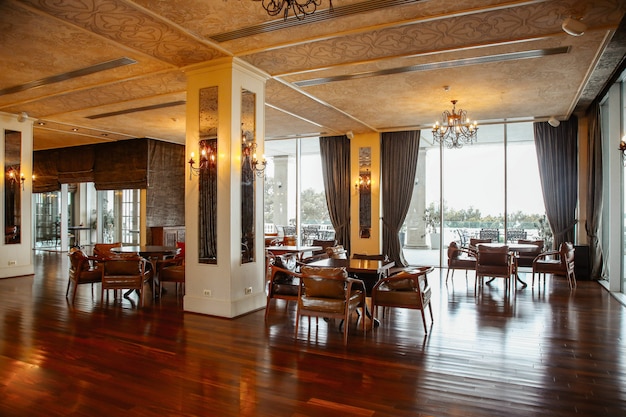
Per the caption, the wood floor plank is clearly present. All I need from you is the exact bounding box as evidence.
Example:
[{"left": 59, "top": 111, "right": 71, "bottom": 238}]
[{"left": 0, "top": 251, "right": 625, "bottom": 416}]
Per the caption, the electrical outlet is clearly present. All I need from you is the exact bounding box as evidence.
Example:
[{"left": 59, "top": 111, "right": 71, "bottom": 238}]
[
  {"left": 245, "top": 287, "right": 253, "bottom": 295},
  {"left": 8, "top": 260, "right": 17, "bottom": 266},
  {"left": 203, "top": 289, "right": 212, "bottom": 297}
]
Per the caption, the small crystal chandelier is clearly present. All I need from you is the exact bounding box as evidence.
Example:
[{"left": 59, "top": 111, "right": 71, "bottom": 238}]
[
  {"left": 255, "top": 0, "right": 333, "bottom": 21},
  {"left": 432, "top": 100, "right": 478, "bottom": 149}
]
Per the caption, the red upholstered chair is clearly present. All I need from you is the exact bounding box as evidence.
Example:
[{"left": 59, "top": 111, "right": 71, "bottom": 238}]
[
  {"left": 66, "top": 248, "right": 102, "bottom": 303},
  {"left": 446, "top": 241, "right": 477, "bottom": 285},
  {"left": 532, "top": 242, "right": 576, "bottom": 289}
]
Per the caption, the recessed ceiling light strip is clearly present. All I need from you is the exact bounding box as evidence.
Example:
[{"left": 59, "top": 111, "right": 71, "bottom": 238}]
[
  {"left": 86, "top": 100, "right": 186, "bottom": 119},
  {"left": 0, "top": 57, "right": 137, "bottom": 96}
]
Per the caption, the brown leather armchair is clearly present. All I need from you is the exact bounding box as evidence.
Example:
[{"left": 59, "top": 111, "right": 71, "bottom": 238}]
[
  {"left": 372, "top": 266, "right": 435, "bottom": 334},
  {"left": 446, "top": 241, "right": 477, "bottom": 284},
  {"left": 468, "top": 238, "right": 492, "bottom": 257},
  {"left": 532, "top": 242, "right": 576, "bottom": 288},
  {"left": 101, "top": 255, "right": 150, "bottom": 307},
  {"left": 295, "top": 265, "right": 367, "bottom": 345},
  {"left": 92, "top": 242, "right": 121, "bottom": 259},
  {"left": 516, "top": 239, "right": 544, "bottom": 268},
  {"left": 265, "top": 253, "right": 300, "bottom": 320},
  {"left": 67, "top": 249, "right": 102, "bottom": 303},
  {"left": 475, "top": 244, "right": 514, "bottom": 293}
]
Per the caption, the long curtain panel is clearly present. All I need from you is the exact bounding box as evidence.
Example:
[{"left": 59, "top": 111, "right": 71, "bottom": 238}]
[
  {"left": 586, "top": 103, "right": 605, "bottom": 279},
  {"left": 319, "top": 135, "right": 351, "bottom": 253},
  {"left": 533, "top": 116, "right": 578, "bottom": 248},
  {"left": 199, "top": 139, "right": 217, "bottom": 263},
  {"left": 381, "top": 130, "right": 421, "bottom": 267}
]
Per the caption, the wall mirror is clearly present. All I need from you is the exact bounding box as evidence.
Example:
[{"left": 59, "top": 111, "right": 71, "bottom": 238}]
[
  {"left": 241, "top": 89, "right": 256, "bottom": 264},
  {"left": 198, "top": 86, "right": 218, "bottom": 264},
  {"left": 358, "top": 146, "right": 371, "bottom": 238},
  {"left": 4, "top": 129, "right": 22, "bottom": 245}
]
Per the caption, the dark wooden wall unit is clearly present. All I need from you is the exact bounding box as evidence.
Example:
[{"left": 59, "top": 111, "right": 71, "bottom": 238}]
[{"left": 33, "top": 138, "right": 185, "bottom": 242}]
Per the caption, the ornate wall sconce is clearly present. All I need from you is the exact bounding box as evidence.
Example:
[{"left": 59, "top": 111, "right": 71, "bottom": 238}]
[
  {"left": 188, "top": 139, "right": 216, "bottom": 179},
  {"left": 6, "top": 166, "right": 25, "bottom": 190},
  {"left": 355, "top": 169, "right": 371, "bottom": 191},
  {"left": 620, "top": 137, "right": 626, "bottom": 166},
  {"left": 242, "top": 130, "right": 266, "bottom": 178}
]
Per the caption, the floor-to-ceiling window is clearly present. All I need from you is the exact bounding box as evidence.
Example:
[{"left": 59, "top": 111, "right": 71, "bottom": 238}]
[
  {"left": 33, "top": 185, "right": 141, "bottom": 250},
  {"left": 264, "top": 137, "right": 331, "bottom": 244},
  {"left": 403, "top": 121, "right": 546, "bottom": 267},
  {"left": 600, "top": 70, "right": 625, "bottom": 297}
]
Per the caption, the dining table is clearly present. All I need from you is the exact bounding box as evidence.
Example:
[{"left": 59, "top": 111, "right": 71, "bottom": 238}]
[{"left": 265, "top": 245, "right": 322, "bottom": 260}]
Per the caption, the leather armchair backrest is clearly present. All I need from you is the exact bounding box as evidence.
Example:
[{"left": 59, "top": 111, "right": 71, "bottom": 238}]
[
  {"left": 447, "top": 241, "right": 460, "bottom": 259},
  {"left": 478, "top": 245, "right": 510, "bottom": 266},
  {"left": 560, "top": 242, "right": 575, "bottom": 265},
  {"left": 93, "top": 242, "right": 121, "bottom": 258},
  {"left": 69, "top": 249, "right": 89, "bottom": 271},
  {"left": 104, "top": 257, "right": 142, "bottom": 275},
  {"left": 300, "top": 266, "right": 347, "bottom": 298}
]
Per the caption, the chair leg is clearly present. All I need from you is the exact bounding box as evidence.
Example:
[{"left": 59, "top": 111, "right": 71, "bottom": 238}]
[
  {"left": 66, "top": 279, "right": 71, "bottom": 297},
  {"left": 264, "top": 297, "right": 272, "bottom": 321},
  {"left": 294, "top": 309, "right": 300, "bottom": 341},
  {"left": 72, "top": 281, "right": 79, "bottom": 303},
  {"left": 420, "top": 309, "right": 428, "bottom": 335},
  {"left": 343, "top": 311, "right": 350, "bottom": 345}
]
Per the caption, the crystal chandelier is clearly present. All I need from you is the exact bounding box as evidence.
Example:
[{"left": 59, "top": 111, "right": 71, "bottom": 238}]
[
  {"left": 432, "top": 100, "right": 478, "bottom": 149},
  {"left": 255, "top": 0, "right": 333, "bottom": 21}
]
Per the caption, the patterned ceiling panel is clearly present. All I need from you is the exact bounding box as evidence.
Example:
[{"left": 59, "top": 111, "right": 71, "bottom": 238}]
[
  {"left": 213, "top": 0, "right": 528, "bottom": 53},
  {"left": 265, "top": 79, "right": 374, "bottom": 135},
  {"left": 19, "top": 0, "right": 226, "bottom": 66},
  {"left": 1, "top": 0, "right": 624, "bottom": 148},
  {"left": 1, "top": 71, "right": 187, "bottom": 118},
  {"left": 42, "top": 92, "right": 188, "bottom": 143},
  {"left": 242, "top": 0, "right": 623, "bottom": 76}
]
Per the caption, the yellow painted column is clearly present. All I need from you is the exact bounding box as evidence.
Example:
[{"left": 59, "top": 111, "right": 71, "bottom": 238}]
[{"left": 183, "top": 58, "right": 269, "bottom": 318}]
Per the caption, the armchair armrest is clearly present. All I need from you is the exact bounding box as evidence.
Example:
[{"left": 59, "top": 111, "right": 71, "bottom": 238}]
[
  {"left": 455, "top": 248, "right": 477, "bottom": 258},
  {"left": 533, "top": 250, "right": 560, "bottom": 263},
  {"left": 375, "top": 266, "right": 434, "bottom": 291}
]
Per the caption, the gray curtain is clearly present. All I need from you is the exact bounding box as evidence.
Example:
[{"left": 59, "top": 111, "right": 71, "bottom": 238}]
[
  {"left": 381, "top": 130, "right": 421, "bottom": 267},
  {"left": 320, "top": 135, "right": 351, "bottom": 254},
  {"left": 199, "top": 139, "right": 217, "bottom": 263},
  {"left": 533, "top": 116, "right": 578, "bottom": 249},
  {"left": 586, "top": 103, "right": 605, "bottom": 280}
]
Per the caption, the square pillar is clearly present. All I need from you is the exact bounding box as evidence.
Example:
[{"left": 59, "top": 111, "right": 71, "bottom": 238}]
[{"left": 183, "top": 58, "right": 268, "bottom": 317}]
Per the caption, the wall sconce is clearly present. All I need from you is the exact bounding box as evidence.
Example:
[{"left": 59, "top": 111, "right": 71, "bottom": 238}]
[
  {"left": 188, "top": 139, "right": 216, "bottom": 179},
  {"left": 242, "top": 130, "right": 266, "bottom": 178},
  {"left": 619, "top": 137, "right": 626, "bottom": 166},
  {"left": 6, "top": 166, "right": 25, "bottom": 190},
  {"left": 355, "top": 170, "right": 371, "bottom": 191}
]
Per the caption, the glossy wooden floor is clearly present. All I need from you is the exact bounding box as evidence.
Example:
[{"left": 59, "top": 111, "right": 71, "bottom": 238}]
[{"left": 1, "top": 251, "right": 625, "bottom": 417}]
